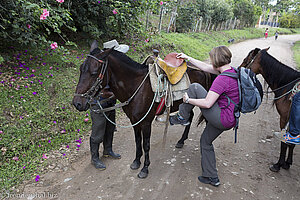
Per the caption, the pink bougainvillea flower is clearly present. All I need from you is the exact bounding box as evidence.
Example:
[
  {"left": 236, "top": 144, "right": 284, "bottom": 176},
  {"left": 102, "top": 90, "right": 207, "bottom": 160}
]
[
  {"left": 53, "top": 121, "right": 57, "bottom": 124},
  {"left": 23, "top": 166, "right": 26, "bottom": 169},
  {"left": 48, "top": 140, "right": 51, "bottom": 143},
  {"left": 112, "top": 9, "right": 118, "bottom": 14},
  {"left": 43, "top": 9, "right": 49, "bottom": 17},
  {"left": 40, "top": 14, "right": 46, "bottom": 20},
  {"left": 84, "top": 118, "right": 89, "bottom": 122},
  {"left": 12, "top": 156, "right": 19, "bottom": 161},
  {"left": 32, "top": 92, "right": 37, "bottom": 95},
  {"left": 60, "top": 129, "right": 66, "bottom": 134},
  {"left": 160, "top": 1, "right": 164, "bottom": 5},
  {"left": 50, "top": 42, "right": 58, "bottom": 49},
  {"left": 27, "top": 24, "right": 31, "bottom": 29},
  {"left": 56, "top": 0, "right": 64, "bottom": 3},
  {"left": 145, "top": 38, "right": 150, "bottom": 43},
  {"left": 35, "top": 175, "right": 40, "bottom": 182},
  {"left": 0, "top": 131, "right": 3, "bottom": 134},
  {"left": 42, "top": 154, "right": 48, "bottom": 159}
]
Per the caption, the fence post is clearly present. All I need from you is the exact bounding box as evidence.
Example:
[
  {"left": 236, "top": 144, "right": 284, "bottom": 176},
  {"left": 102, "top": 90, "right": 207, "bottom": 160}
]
[
  {"left": 145, "top": 9, "right": 150, "bottom": 31},
  {"left": 158, "top": 6, "right": 164, "bottom": 33},
  {"left": 199, "top": 17, "right": 202, "bottom": 32},
  {"left": 232, "top": 17, "right": 237, "bottom": 29}
]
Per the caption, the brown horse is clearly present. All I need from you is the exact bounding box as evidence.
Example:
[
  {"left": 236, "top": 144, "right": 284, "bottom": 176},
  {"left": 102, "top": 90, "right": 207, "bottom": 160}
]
[
  {"left": 240, "top": 47, "right": 300, "bottom": 172},
  {"left": 72, "top": 41, "right": 214, "bottom": 178}
]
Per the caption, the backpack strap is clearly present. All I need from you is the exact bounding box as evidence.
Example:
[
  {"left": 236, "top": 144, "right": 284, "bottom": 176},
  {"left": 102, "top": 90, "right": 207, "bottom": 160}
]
[{"left": 219, "top": 68, "right": 241, "bottom": 143}]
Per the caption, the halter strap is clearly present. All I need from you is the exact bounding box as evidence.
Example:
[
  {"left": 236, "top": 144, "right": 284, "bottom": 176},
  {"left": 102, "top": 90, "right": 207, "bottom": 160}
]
[{"left": 74, "top": 52, "right": 108, "bottom": 100}]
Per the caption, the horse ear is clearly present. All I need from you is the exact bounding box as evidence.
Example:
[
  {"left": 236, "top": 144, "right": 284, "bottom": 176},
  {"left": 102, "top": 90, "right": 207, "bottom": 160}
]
[
  {"left": 253, "top": 48, "right": 261, "bottom": 55},
  {"left": 90, "top": 40, "right": 98, "bottom": 52},
  {"left": 101, "top": 47, "right": 114, "bottom": 58},
  {"left": 263, "top": 47, "right": 270, "bottom": 52}
]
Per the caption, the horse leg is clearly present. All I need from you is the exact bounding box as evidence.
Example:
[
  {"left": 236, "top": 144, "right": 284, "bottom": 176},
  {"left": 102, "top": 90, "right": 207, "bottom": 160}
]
[
  {"left": 138, "top": 124, "right": 152, "bottom": 179},
  {"left": 175, "top": 110, "right": 194, "bottom": 148},
  {"left": 284, "top": 143, "right": 295, "bottom": 169},
  {"left": 270, "top": 142, "right": 288, "bottom": 172},
  {"left": 130, "top": 126, "right": 142, "bottom": 170}
]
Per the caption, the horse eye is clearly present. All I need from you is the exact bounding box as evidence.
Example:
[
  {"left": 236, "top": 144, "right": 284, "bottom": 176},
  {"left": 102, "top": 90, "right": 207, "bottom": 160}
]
[{"left": 91, "top": 72, "right": 98, "bottom": 77}]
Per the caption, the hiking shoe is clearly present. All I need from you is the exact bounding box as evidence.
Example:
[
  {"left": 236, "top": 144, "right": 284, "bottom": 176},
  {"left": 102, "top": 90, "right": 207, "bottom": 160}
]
[
  {"left": 198, "top": 176, "right": 220, "bottom": 187},
  {"left": 284, "top": 132, "right": 300, "bottom": 145},
  {"left": 169, "top": 114, "right": 190, "bottom": 126}
]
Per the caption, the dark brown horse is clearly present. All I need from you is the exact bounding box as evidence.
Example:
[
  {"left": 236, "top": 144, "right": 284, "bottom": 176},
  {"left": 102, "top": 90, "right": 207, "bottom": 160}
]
[
  {"left": 72, "top": 41, "right": 214, "bottom": 178},
  {"left": 240, "top": 47, "right": 300, "bottom": 172}
]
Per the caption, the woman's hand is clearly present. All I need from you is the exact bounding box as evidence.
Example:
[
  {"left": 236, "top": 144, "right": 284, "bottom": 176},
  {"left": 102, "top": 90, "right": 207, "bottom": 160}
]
[
  {"left": 183, "top": 92, "right": 190, "bottom": 103},
  {"left": 176, "top": 53, "right": 190, "bottom": 61}
]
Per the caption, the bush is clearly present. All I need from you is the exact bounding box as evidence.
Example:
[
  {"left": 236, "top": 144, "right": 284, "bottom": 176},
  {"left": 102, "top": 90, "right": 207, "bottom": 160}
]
[{"left": 0, "top": 0, "right": 75, "bottom": 46}]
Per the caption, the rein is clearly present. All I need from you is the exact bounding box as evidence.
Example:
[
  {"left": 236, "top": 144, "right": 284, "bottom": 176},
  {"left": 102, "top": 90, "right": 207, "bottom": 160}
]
[
  {"left": 91, "top": 64, "right": 154, "bottom": 114},
  {"left": 264, "top": 77, "right": 300, "bottom": 94},
  {"left": 271, "top": 80, "right": 300, "bottom": 101},
  {"left": 96, "top": 66, "right": 163, "bottom": 128}
]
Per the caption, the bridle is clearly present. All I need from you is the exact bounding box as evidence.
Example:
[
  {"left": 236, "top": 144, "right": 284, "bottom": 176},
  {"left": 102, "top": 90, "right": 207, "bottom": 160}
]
[
  {"left": 242, "top": 50, "right": 260, "bottom": 69},
  {"left": 74, "top": 52, "right": 108, "bottom": 102}
]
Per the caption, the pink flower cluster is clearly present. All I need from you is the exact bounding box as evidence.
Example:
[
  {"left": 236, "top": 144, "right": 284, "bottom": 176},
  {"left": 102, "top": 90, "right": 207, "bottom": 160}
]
[
  {"left": 112, "top": 9, "right": 118, "bottom": 14},
  {"left": 56, "top": 0, "right": 64, "bottom": 3},
  {"left": 40, "top": 9, "right": 49, "bottom": 20},
  {"left": 160, "top": 1, "right": 164, "bottom": 5},
  {"left": 50, "top": 42, "right": 58, "bottom": 49}
]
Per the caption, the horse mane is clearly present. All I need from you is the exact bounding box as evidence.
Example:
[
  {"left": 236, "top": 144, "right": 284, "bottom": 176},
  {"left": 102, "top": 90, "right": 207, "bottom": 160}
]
[
  {"left": 109, "top": 50, "right": 148, "bottom": 70},
  {"left": 260, "top": 49, "right": 300, "bottom": 97}
]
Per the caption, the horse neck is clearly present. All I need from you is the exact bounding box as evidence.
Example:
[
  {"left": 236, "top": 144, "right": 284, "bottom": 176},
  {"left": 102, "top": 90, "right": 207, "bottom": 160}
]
[
  {"left": 108, "top": 57, "right": 148, "bottom": 102},
  {"left": 260, "top": 54, "right": 300, "bottom": 91}
]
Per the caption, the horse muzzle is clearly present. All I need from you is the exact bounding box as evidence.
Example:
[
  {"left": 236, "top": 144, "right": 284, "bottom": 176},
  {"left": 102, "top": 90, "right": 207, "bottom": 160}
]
[{"left": 72, "top": 96, "right": 90, "bottom": 111}]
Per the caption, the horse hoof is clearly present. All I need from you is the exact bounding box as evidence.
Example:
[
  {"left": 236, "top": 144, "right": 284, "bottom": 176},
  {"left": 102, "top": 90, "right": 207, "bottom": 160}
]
[
  {"left": 138, "top": 169, "right": 148, "bottom": 179},
  {"left": 282, "top": 163, "right": 290, "bottom": 170},
  {"left": 130, "top": 160, "right": 141, "bottom": 170},
  {"left": 269, "top": 164, "right": 280, "bottom": 172},
  {"left": 175, "top": 143, "right": 184, "bottom": 148}
]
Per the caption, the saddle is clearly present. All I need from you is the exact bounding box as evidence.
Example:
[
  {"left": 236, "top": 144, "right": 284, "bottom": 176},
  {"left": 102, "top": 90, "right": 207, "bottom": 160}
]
[{"left": 156, "top": 52, "right": 187, "bottom": 84}]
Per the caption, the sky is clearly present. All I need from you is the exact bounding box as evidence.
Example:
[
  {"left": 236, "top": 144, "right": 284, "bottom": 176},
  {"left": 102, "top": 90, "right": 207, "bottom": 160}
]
[{"left": 269, "top": 0, "right": 277, "bottom": 6}]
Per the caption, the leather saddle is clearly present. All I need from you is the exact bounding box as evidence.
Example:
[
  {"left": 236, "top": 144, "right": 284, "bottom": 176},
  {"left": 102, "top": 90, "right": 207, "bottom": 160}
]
[{"left": 156, "top": 52, "right": 187, "bottom": 84}]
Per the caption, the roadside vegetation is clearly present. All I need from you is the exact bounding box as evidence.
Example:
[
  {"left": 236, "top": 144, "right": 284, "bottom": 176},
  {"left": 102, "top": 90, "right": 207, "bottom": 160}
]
[{"left": 292, "top": 41, "right": 300, "bottom": 70}]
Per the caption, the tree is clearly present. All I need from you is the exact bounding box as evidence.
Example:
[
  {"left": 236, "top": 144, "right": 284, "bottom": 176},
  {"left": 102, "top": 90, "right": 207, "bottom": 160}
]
[
  {"left": 279, "top": 11, "right": 300, "bottom": 28},
  {"left": 232, "top": 0, "right": 257, "bottom": 27}
]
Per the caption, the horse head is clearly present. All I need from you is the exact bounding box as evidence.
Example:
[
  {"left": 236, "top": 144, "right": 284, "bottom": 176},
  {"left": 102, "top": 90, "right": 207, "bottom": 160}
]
[
  {"left": 239, "top": 47, "right": 271, "bottom": 75},
  {"left": 239, "top": 47, "right": 261, "bottom": 69},
  {"left": 73, "top": 41, "right": 114, "bottom": 111}
]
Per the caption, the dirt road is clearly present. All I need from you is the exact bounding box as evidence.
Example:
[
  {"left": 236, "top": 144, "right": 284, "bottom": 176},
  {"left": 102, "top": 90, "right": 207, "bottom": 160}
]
[{"left": 16, "top": 34, "right": 300, "bottom": 200}]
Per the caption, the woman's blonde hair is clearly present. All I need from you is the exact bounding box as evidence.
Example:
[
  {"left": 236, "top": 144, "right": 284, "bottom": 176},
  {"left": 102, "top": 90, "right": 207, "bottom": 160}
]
[{"left": 209, "top": 46, "right": 232, "bottom": 68}]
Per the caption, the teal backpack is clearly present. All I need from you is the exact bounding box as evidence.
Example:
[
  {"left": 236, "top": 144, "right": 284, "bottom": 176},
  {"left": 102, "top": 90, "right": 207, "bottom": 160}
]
[{"left": 220, "top": 67, "right": 263, "bottom": 143}]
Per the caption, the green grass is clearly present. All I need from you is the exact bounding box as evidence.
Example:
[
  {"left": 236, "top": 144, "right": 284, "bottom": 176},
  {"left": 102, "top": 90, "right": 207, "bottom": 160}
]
[
  {"left": 0, "top": 27, "right": 299, "bottom": 193},
  {"left": 128, "top": 27, "right": 300, "bottom": 62},
  {"left": 292, "top": 41, "right": 300, "bottom": 70},
  {"left": 0, "top": 47, "right": 91, "bottom": 192}
]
